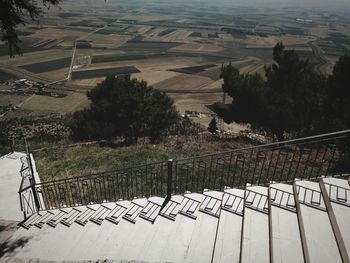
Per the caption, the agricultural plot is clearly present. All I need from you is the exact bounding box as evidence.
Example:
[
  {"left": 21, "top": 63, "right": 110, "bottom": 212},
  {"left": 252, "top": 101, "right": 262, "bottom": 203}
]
[
  {"left": 152, "top": 74, "right": 214, "bottom": 91},
  {"left": 0, "top": 70, "right": 16, "bottom": 81},
  {"left": 280, "top": 27, "right": 305, "bottom": 35},
  {"left": 0, "top": 49, "right": 72, "bottom": 67},
  {"left": 119, "top": 41, "right": 182, "bottom": 51},
  {"left": 19, "top": 92, "right": 89, "bottom": 115},
  {"left": 221, "top": 27, "right": 254, "bottom": 38},
  {"left": 169, "top": 92, "right": 224, "bottom": 114},
  {"left": 71, "top": 66, "right": 140, "bottom": 80},
  {"left": 158, "top": 29, "right": 176, "bottom": 37},
  {"left": 169, "top": 64, "right": 217, "bottom": 74},
  {"left": 317, "top": 38, "right": 350, "bottom": 56},
  {"left": 189, "top": 32, "right": 202, "bottom": 38},
  {"left": 161, "top": 29, "right": 193, "bottom": 42},
  {"left": 0, "top": 46, "right": 41, "bottom": 57},
  {"left": 76, "top": 40, "right": 92, "bottom": 49},
  {"left": 19, "top": 57, "right": 72, "bottom": 74},
  {"left": 169, "top": 43, "right": 224, "bottom": 53},
  {"left": 95, "top": 26, "right": 132, "bottom": 35},
  {"left": 92, "top": 54, "right": 147, "bottom": 64},
  {"left": 70, "top": 20, "right": 105, "bottom": 28},
  {"left": 197, "top": 67, "right": 222, "bottom": 80},
  {"left": 57, "top": 12, "right": 82, "bottom": 19},
  {"left": 131, "top": 71, "right": 181, "bottom": 86}
]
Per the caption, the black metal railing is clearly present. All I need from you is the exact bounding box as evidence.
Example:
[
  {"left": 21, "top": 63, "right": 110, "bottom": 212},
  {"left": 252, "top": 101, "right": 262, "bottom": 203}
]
[
  {"left": 18, "top": 154, "right": 40, "bottom": 220},
  {"left": 171, "top": 130, "right": 350, "bottom": 194},
  {"left": 23, "top": 130, "right": 350, "bottom": 212},
  {"left": 323, "top": 182, "right": 350, "bottom": 207},
  {"left": 270, "top": 187, "right": 296, "bottom": 212},
  {"left": 35, "top": 161, "right": 169, "bottom": 209},
  {"left": 296, "top": 185, "right": 326, "bottom": 211}
]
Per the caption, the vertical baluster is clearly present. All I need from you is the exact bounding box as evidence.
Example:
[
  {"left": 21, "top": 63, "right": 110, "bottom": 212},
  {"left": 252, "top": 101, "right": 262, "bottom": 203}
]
[
  {"left": 245, "top": 149, "right": 254, "bottom": 186},
  {"left": 316, "top": 146, "right": 328, "bottom": 178},
  {"left": 293, "top": 147, "right": 304, "bottom": 181},
  {"left": 301, "top": 148, "right": 312, "bottom": 180},
  {"left": 257, "top": 151, "right": 266, "bottom": 185},
  {"left": 325, "top": 145, "right": 337, "bottom": 177},
  {"left": 265, "top": 149, "right": 274, "bottom": 185},
  {"left": 286, "top": 145, "right": 297, "bottom": 182},
  {"left": 227, "top": 152, "right": 234, "bottom": 188},
  {"left": 309, "top": 146, "right": 321, "bottom": 180},
  {"left": 237, "top": 154, "right": 245, "bottom": 188}
]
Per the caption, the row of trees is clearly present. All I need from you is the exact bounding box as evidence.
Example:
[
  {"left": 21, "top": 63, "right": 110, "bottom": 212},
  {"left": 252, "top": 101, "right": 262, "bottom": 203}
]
[{"left": 214, "top": 42, "right": 350, "bottom": 140}]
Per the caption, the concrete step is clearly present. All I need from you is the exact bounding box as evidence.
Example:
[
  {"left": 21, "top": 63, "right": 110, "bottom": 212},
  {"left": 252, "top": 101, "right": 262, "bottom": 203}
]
[
  {"left": 184, "top": 190, "right": 223, "bottom": 263},
  {"left": 108, "top": 196, "right": 164, "bottom": 261},
  {"left": 159, "top": 192, "right": 205, "bottom": 262},
  {"left": 138, "top": 195, "right": 185, "bottom": 262},
  {"left": 321, "top": 177, "right": 350, "bottom": 263},
  {"left": 240, "top": 186, "right": 270, "bottom": 263},
  {"left": 295, "top": 180, "right": 342, "bottom": 263},
  {"left": 5, "top": 178, "right": 350, "bottom": 263},
  {"left": 269, "top": 183, "right": 304, "bottom": 263},
  {"left": 212, "top": 188, "right": 245, "bottom": 263},
  {"left": 122, "top": 198, "right": 149, "bottom": 224}
]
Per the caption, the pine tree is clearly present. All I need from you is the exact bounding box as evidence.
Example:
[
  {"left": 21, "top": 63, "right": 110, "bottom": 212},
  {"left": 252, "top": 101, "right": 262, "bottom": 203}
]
[{"left": 208, "top": 118, "right": 218, "bottom": 134}]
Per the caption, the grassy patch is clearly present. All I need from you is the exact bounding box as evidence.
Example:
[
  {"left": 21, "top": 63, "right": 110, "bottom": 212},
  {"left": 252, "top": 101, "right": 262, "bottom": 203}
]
[{"left": 34, "top": 144, "right": 188, "bottom": 181}]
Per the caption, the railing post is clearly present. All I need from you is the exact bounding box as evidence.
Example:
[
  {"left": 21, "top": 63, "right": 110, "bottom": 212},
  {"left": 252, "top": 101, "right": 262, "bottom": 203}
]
[
  {"left": 25, "top": 140, "right": 41, "bottom": 212},
  {"left": 161, "top": 159, "right": 173, "bottom": 210}
]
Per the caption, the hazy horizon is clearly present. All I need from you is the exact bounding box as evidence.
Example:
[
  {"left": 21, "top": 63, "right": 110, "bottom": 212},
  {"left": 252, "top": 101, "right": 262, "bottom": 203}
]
[{"left": 107, "top": 0, "right": 350, "bottom": 12}]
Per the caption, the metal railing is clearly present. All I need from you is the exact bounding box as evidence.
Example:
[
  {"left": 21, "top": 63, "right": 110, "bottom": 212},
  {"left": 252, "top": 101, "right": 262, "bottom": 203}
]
[
  {"left": 24, "top": 130, "right": 350, "bottom": 211},
  {"left": 323, "top": 182, "right": 350, "bottom": 207},
  {"left": 18, "top": 154, "right": 40, "bottom": 220},
  {"left": 171, "top": 130, "right": 349, "bottom": 194},
  {"left": 35, "top": 161, "right": 169, "bottom": 209}
]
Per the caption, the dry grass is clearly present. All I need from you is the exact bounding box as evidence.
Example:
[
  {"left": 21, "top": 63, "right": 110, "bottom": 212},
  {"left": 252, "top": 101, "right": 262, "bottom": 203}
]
[
  {"left": 20, "top": 92, "right": 89, "bottom": 115},
  {"left": 33, "top": 135, "right": 252, "bottom": 181}
]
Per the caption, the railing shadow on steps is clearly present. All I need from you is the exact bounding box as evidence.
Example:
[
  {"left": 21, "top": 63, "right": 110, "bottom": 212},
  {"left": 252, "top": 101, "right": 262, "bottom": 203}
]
[{"left": 21, "top": 130, "right": 350, "bottom": 215}]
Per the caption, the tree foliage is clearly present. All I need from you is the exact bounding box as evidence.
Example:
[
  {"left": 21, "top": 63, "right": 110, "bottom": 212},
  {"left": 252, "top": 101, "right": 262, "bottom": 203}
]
[
  {"left": 324, "top": 54, "right": 350, "bottom": 131},
  {"left": 208, "top": 118, "right": 218, "bottom": 134},
  {"left": 70, "top": 75, "right": 179, "bottom": 144},
  {"left": 216, "top": 42, "right": 328, "bottom": 140},
  {"left": 0, "top": 0, "right": 60, "bottom": 56}
]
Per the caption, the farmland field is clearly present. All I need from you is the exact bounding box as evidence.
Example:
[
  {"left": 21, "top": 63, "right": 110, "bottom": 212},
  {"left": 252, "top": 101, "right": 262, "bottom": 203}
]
[
  {"left": 71, "top": 66, "right": 141, "bottom": 80},
  {"left": 19, "top": 57, "right": 72, "bottom": 73},
  {"left": 0, "top": 0, "right": 349, "bottom": 130},
  {"left": 169, "top": 64, "right": 217, "bottom": 74},
  {"left": 92, "top": 54, "right": 148, "bottom": 64},
  {"left": 0, "top": 70, "right": 16, "bottom": 81},
  {"left": 119, "top": 41, "right": 182, "bottom": 51}
]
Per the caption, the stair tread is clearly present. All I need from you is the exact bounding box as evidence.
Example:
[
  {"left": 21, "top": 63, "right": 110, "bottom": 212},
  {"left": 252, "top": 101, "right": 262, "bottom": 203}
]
[
  {"left": 159, "top": 193, "right": 213, "bottom": 263},
  {"left": 322, "top": 177, "right": 350, "bottom": 259},
  {"left": 296, "top": 180, "right": 342, "bottom": 263},
  {"left": 213, "top": 188, "right": 244, "bottom": 263},
  {"left": 241, "top": 186, "right": 270, "bottom": 263},
  {"left": 269, "top": 183, "right": 304, "bottom": 263}
]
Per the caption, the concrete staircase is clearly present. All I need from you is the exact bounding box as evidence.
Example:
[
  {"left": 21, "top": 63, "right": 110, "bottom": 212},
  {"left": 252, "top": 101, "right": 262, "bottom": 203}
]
[{"left": 2, "top": 176, "right": 350, "bottom": 263}]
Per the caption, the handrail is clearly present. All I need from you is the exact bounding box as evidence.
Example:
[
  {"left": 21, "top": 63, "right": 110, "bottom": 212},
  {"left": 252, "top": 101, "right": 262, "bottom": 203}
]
[
  {"left": 174, "top": 129, "right": 350, "bottom": 163},
  {"left": 36, "top": 160, "right": 169, "bottom": 185},
  {"left": 21, "top": 130, "right": 350, "bottom": 212}
]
